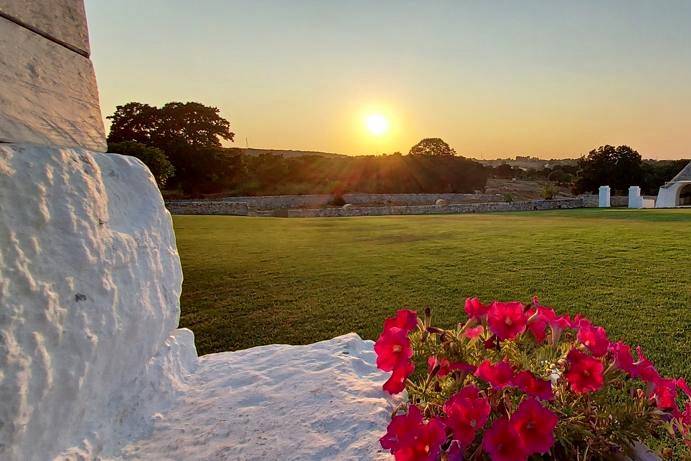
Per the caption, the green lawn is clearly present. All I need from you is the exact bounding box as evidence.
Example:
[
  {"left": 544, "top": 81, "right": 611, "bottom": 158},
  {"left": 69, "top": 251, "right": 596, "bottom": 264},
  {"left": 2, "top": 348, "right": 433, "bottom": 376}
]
[{"left": 174, "top": 209, "right": 691, "bottom": 378}]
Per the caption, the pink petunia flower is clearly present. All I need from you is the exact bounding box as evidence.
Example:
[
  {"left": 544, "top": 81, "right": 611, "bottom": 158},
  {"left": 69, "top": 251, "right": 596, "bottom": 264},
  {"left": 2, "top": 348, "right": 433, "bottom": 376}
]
[
  {"left": 511, "top": 398, "right": 559, "bottom": 455},
  {"left": 380, "top": 405, "right": 424, "bottom": 453},
  {"left": 526, "top": 308, "right": 548, "bottom": 343},
  {"left": 632, "top": 346, "right": 661, "bottom": 383},
  {"left": 513, "top": 370, "right": 554, "bottom": 401},
  {"left": 374, "top": 327, "right": 413, "bottom": 372},
  {"left": 577, "top": 324, "right": 610, "bottom": 357},
  {"left": 565, "top": 349, "right": 604, "bottom": 394},
  {"left": 383, "top": 361, "right": 415, "bottom": 394},
  {"left": 609, "top": 341, "right": 636, "bottom": 376},
  {"left": 652, "top": 377, "right": 678, "bottom": 409},
  {"left": 393, "top": 417, "right": 447, "bottom": 461},
  {"left": 463, "top": 325, "right": 485, "bottom": 339},
  {"left": 482, "top": 416, "right": 528, "bottom": 461},
  {"left": 475, "top": 360, "right": 514, "bottom": 389},
  {"left": 487, "top": 301, "right": 527, "bottom": 341},
  {"left": 444, "top": 385, "right": 491, "bottom": 447},
  {"left": 383, "top": 309, "right": 419, "bottom": 333},
  {"left": 465, "top": 297, "right": 490, "bottom": 319}
]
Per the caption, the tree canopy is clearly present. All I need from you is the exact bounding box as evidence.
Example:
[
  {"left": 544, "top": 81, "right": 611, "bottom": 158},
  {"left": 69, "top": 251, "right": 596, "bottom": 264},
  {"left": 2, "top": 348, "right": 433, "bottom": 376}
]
[
  {"left": 573, "top": 145, "right": 643, "bottom": 194},
  {"left": 107, "top": 101, "right": 234, "bottom": 151},
  {"left": 409, "top": 138, "right": 457, "bottom": 156}
]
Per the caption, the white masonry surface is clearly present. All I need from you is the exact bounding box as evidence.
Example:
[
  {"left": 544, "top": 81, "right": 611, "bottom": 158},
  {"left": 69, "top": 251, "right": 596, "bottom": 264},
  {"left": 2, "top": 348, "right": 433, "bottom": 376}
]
[{"left": 0, "top": 144, "right": 395, "bottom": 460}]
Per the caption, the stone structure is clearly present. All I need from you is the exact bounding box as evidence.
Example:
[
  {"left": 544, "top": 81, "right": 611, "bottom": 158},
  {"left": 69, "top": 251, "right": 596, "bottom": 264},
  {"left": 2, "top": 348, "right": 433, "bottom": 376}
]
[
  {"left": 0, "top": 1, "right": 106, "bottom": 151},
  {"left": 169, "top": 192, "right": 503, "bottom": 211},
  {"left": 628, "top": 186, "right": 643, "bottom": 209},
  {"left": 599, "top": 185, "right": 611, "bottom": 208},
  {"left": 656, "top": 161, "right": 691, "bottom": 208},
  {"left": 167, "top": 198, "right": 585, "bottom": 217}
]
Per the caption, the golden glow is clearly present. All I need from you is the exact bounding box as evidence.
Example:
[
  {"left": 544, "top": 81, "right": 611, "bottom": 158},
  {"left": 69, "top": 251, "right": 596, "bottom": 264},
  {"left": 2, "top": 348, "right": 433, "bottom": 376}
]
[{"left": 365, "top": 113, "right": 390, "bottom": 136}]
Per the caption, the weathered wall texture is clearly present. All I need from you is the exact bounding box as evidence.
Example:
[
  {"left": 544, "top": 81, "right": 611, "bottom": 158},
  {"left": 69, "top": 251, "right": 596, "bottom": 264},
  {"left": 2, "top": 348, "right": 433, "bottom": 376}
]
[
  {"left": 0, "top": 1, "right": 105, "bottom": 151},
  {"left": 0, "top": 0, "right": 90, "bottom": 54},
  {"left": 0, "top": 145, "right": 195, "bottom": 460},
  {"left": 166, "top": 198, "right": 584, "bottom": 217},
  {"left": 581, "top": 194, "right": 629, "bottom": 208},
  {"left": 285, "top": 198, "right": 584, "bottom": 217},
  {"left": 168, "top": 192, "right": 503, "bottom": 213}
]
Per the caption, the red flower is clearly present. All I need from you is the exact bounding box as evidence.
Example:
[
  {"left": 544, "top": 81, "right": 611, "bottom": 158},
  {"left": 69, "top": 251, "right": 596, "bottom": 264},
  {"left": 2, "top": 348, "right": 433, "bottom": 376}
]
[
  {"left": 513, "top": 370, "right": 554, "bottom": 401},
  {"left": 444, "top": 385, "right": 491, "bottom": 447},
  {"left": 526, "top": 308, "right": 548, "bottom": 343},
  {"left": 384, "top": 361, "right": 415, "bottom": 394},
  {"left": 652, "top": 377, "right": 678, "bottom": 409},
  {"left": 565, "top": 349, "right": 604, "bottom": 394},
  {"left": 465, "top": 297, "right": 490, "bottom": 319},
  {"left": 427, "top": 356, "right": 451, "bottom": 377},
  {"left": 487, "top": 301, "right": 527, "bottom": 340},
  {"left": 475, "top": 360, "right": 514, "bottom": 389},
  {"left": 577, "top": 324, "right": 610, "bottom": 357},
  {"left": 375, "top": 327, "right": 413, "bottom": 372},
  {"left": 463, "top": 325, "right": 484, "bottom": 339},
  {"left": 632, "top": 346, "right": 661, "bottom": 383},
  {"left": 384, "top": 309, "right": 419, "bottom": 333},
  {"left": 381, "top": 405, "right": 424, "bottom": 453},
  {"left": 482, "top": 417, "right": 528, "bottom": 461},
  {"left": 511, "top": 398, "right": 558, "bottom": 455},
  {"left": 610, "top": 341, "right": 636, "bottom": 375},
  {"left": 394, "top": 417, "right": 447, "bottom": 461}
]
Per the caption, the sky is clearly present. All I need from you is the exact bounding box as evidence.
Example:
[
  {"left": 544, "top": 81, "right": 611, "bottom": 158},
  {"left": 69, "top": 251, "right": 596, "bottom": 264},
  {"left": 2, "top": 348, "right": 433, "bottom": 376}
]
[{"left": 85, "top": 1, "right": 691, "bottom": 159}]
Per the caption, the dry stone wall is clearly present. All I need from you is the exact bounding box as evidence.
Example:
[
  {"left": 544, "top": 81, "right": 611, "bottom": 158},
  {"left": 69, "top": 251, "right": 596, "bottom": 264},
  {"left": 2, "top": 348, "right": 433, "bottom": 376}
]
[
  {"left": 166, "top": 198, "right": 584, "bottom": 217},
  {"left": 168, "top": 192, "right": 504, "bottom": 211}
]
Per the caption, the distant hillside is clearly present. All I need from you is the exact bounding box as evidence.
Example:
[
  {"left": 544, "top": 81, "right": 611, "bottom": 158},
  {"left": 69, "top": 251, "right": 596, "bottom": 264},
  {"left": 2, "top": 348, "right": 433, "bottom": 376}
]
[
  {"left": 474, "top": 156, "right": 578, "bottom": 170},
  {"left": 224, "top": 147, "right": 348, "bottom": 159}
]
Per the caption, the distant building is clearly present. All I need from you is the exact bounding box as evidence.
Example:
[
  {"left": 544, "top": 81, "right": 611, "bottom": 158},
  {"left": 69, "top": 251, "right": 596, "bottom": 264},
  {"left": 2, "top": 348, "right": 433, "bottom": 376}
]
[{"left": 656, "top": 162, "right": 691, "bottom": 207}]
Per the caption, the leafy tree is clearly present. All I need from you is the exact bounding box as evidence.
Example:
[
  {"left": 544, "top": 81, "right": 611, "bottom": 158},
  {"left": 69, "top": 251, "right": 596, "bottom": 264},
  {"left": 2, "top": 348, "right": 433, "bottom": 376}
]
[
  {"left": 409, "top": 138, "right": 457, "bottom": 156},
  {"left": 108, "top": 141, "right": 175, "bottom": 188},
  {"left": 573, "top": 145, "right": 643, "bottom": 194},
  {"left": 107, "top": 101, "right": 234, "bottom": 152}
]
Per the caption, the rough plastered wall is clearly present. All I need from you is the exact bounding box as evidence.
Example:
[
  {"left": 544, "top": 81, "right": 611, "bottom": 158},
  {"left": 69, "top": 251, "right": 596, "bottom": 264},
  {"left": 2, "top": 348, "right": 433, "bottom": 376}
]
[
  {"left": 0, "top": 0, "right": 106, "bottom": 151},
  {"left": 0, "top": 144, "right": 198, "bottom": 460}
]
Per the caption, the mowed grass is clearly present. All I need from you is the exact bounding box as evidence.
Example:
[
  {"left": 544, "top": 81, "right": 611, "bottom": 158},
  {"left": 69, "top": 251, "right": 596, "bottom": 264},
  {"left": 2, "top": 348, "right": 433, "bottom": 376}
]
[{"left": 173, "top": 209, "right": 691, "bottom": 378}]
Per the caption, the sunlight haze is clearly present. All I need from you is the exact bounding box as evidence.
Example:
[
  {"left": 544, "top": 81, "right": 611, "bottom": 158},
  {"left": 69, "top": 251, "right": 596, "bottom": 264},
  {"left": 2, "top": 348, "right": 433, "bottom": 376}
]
[{"left": 85, "top": 0, "right": 691, "bottom": 159}]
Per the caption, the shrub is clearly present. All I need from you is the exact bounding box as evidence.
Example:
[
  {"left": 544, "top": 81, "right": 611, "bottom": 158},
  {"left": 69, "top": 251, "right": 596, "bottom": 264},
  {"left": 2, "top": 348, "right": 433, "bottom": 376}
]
[
  {"left": 108, "top": 141, "right": 175, "bottom": 188},
  {"left": 542, "top": 183, "right": 557, "bottom": 200},
  {"left": 375, "top": 298, "right": 691, "bottom": 460}
]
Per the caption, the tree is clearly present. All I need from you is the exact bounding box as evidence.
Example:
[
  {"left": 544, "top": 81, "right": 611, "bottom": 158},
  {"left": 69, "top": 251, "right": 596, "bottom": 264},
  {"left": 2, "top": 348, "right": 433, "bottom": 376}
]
[
  {"left": 107, "top": 101, "right": 234, "bottom": 152},
  {"left": 573, "top": 145, "right": 643, "bottom": 194},
  {"left": 108, "top": 141, "right": 175, "bottom": 188},
  {"left": 409, "top": 138, "right": 456, "bottom": 156}
]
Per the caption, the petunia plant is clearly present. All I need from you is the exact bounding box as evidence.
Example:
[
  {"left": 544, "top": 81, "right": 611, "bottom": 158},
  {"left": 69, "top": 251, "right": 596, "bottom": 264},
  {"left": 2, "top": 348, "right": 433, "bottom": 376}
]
[{"left": 375, "top": 297, "right": 691, "bottom": 461}]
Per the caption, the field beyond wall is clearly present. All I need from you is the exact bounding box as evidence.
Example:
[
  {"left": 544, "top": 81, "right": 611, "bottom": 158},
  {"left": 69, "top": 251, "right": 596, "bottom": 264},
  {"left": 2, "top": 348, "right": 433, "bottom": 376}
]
[{"left": 174, "top": 209, "right": 691, "bottom": 378}]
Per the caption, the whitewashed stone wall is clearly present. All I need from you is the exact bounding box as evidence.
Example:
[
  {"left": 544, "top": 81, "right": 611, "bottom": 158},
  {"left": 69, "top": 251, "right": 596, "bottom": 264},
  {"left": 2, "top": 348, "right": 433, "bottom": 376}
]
[
  {"left": 0, "top": 0, "right": 105, "bottom": 151},
  {"left": 0, "top": 145, "right": 197, "bottom": 460}
]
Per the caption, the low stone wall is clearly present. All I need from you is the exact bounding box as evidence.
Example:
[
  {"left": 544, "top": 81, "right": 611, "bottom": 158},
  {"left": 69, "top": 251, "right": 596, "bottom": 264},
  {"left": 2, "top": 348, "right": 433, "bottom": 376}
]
[
  {"left": 166, "top": 201, "right": 249, "bottom": 216},
  {"left": 581, "top": 195, "right": 629, "bottom": 208},
  {"left": 169, "top": 192, "right": 504, "bottom": 210},
  {"left": 285, "top": 198, "right": 584, "bottom": 217}
]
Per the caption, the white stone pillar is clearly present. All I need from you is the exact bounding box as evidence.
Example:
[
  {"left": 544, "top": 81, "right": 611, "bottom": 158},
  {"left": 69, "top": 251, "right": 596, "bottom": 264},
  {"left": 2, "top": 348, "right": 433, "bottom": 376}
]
[
  {"left": 628, "top": 186, "right": 642, "bottom": 208},
  {"left": 598, "top": 186, "right": 611, "bottom": 208}
]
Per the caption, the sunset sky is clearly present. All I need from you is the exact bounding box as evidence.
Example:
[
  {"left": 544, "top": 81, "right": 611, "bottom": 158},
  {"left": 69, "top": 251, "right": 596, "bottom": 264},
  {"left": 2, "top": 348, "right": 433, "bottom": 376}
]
[{"left": 86, "top": 1, "right": 691, "bottom": 159}]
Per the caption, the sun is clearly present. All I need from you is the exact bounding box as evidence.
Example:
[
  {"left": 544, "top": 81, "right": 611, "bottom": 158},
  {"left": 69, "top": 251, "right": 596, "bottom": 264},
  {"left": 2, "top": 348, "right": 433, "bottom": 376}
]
[{"left": 365, "top": 113, "right": 389, "bottom": 136}]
